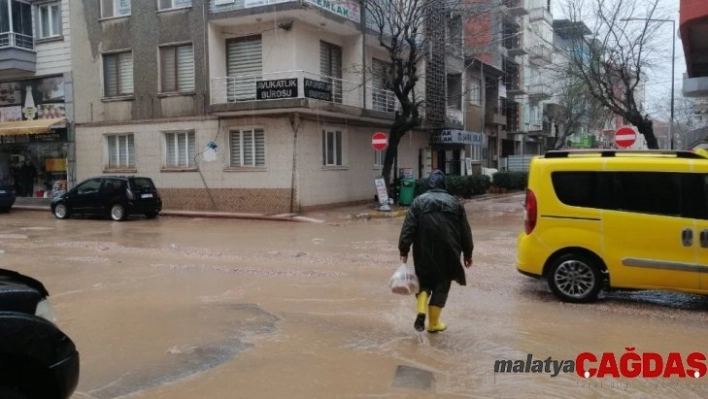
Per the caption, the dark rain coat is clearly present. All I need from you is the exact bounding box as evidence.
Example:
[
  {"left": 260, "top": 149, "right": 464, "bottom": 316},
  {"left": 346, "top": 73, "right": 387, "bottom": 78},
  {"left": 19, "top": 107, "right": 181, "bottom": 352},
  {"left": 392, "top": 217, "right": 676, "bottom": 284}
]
[{"left": 398, "top": 171, "right": 474, "bottom": 288}]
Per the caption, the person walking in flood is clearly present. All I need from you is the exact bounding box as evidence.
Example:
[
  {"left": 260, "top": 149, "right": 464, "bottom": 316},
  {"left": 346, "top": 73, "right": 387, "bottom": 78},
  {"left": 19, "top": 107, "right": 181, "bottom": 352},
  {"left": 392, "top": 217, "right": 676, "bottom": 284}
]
[{"left": 398, "top": 170, "right": 474, "bottom": 333}]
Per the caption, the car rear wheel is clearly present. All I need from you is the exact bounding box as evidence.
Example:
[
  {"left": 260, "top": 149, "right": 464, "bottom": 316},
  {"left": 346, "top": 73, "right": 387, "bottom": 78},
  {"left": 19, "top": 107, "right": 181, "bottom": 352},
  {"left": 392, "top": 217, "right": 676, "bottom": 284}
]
[
  {"left": 53, "top": 203, "right": 70, "bottom": 219},
  {"left": 547, "top": 253, "right": 603, "bottom": 303},
  {"left": 110, "top": 204, "right": 127, "bottom": 221}
]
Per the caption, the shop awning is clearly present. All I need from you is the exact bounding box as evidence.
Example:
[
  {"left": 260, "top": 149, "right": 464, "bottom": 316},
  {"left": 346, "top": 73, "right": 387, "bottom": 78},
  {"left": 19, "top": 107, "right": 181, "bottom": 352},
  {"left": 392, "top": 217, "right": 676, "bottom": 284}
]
[{"left": 0, "top": 118, "right": 67, "bottom": 136}]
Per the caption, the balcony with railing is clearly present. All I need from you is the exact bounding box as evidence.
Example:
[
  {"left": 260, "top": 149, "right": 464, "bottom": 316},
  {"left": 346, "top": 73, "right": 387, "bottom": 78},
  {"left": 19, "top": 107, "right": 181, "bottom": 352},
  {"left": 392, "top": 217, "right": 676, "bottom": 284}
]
[
  {"left": 527, "top": 83, "right": 552, "bottom": 101},
  {"left": 210, "top": 70, "right": 399, "bottom": 117},
  {"left": 0, "top": 31, "right": 36, "bottom": 74},
  {"left": 502, "top": 0, "right": 529, "bottom": 17},
  {"left": 528, "top": 44, "right": 553, "bottom": 65},
  {"left": 528, "top": 7, "right": 553, "bottom": 24},
  {"left": 485, "top": 99, "right": 507, "bottom": 126},
  {"left": 504, "top": 35, "right": 528, "bottom": 57},
  {"left": 210, "top": 0, "right": 361, "bottom": 30}
]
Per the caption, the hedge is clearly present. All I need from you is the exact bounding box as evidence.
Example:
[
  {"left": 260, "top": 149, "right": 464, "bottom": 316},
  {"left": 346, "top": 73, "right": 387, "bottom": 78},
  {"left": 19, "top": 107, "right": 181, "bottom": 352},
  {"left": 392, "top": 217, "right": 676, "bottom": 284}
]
[
  {"left": 413, "top": 175, "right": 491, "bottom": 198},
  {"left": 492, "top": 171, "right": 528, "bottom": 190}
]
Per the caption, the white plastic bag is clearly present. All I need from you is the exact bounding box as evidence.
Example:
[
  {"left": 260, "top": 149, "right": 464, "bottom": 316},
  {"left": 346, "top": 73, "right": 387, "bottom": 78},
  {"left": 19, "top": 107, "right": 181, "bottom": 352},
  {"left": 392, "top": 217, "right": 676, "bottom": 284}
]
[{"left": 388, "top": 264, "right": 419, "bottom": 295}]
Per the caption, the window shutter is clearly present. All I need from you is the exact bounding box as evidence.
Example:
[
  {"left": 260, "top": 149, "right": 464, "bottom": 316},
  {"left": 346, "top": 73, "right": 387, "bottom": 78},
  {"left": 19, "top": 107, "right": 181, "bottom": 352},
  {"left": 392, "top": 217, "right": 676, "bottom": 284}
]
[
  {"left": 118, "top": 52, "right": 133, "bottom": 95},
  {"left": 226, "top": 36, "right": 262, "bottom": 101},
  {"left": 177, "top": 133, "right": 187, "bottom": 166},
  {"left": 326, "top": 131, "right": 334, "bottom": 165},
  {"left": 187, "top": 132, "right": 196, "bottom": 167},
  {"left": 243, "top": 130, "right": 254, "bottom": 166},
  {"left": 166, "top": 133, "right": 176, "bottom": 166},
  {"left": 40, "top": 6, "right": 49, "bottom": 38},
  {"left": 254, "top": 129, "right": 265, "bottom": 166},
  {"left": 108, "top": 136, "right": 118, "bottom": 168},
  {"left": 51, "top": 4, "right": 61, "bottom": 36},
  {"left": 161, "top": 47, "right": 177, "bottom": 92},
  {"left": 159, "top": 0, "right": 172, "bottom": 9},
  {"left": 127, "top": 135, "right": 135, "bottom": 167},
  {"left": 177, "top": 45, "right": 195, "bottom": 92},
  {"left": 104, "top": 55, "right": 118, "bottom": 96},
  {"left": 102, "top": 0, "right": 113, "bottom": 18},
  {"left": 230, "top": 132, "right": 241, "bottom": 166},
  {"left": 335, "top": 131, "right": 342, "bottom": 166},
  {"left": 322, "top": 130, "right": 326, "bottom": 166}
]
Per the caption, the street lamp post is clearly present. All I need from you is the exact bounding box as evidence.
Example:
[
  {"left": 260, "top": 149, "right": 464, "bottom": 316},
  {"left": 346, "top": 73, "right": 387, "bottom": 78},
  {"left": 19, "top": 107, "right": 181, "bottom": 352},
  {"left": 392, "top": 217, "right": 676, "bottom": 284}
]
[{"left": 621, "top": 18, "right": 676, "bottom": 150}]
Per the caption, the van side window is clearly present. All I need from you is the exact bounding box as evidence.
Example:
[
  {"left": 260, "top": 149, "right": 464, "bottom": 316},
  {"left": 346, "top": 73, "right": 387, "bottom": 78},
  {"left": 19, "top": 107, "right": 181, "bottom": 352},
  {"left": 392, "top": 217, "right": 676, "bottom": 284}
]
[
  {"left": 551, "top": 172, "right": 597, "bottom": 208},
  {"left": 614, "top": 172, "right": 681, "bottom": 217},
  {"left": 680, "top": 173, "right": 708, "bottom": 219}
]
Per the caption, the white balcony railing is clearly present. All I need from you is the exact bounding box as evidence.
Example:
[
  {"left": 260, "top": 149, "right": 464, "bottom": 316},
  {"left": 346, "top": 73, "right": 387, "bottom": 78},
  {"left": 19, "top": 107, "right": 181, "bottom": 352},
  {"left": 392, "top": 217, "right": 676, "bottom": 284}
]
[
  {"left": 0, "top": 32, "right": 34, "bottom": 50},
  {"left": 528, "top": 7, "right": 552, "bottom": 24},
  {"left": 211, "top": 70, "right": 400, "bottom": 114}
]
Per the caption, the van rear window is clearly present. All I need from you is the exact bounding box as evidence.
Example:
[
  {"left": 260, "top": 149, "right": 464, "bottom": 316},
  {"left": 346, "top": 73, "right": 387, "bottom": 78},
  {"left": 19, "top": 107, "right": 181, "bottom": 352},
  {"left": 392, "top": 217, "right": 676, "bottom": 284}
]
[{"left": 130, "top": 178, "right": 155, "bottom": 190}]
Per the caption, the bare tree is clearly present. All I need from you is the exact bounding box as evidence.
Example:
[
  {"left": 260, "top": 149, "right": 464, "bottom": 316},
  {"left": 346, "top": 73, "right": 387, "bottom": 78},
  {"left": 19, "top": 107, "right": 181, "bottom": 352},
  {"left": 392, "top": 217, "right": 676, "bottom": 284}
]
[
  {"left": 558, "top": 0, "right": 664, "bottom": 149},
  {"left": 362, "top": 0, "right": 497, "bottom": 191},
  {"left": 548, "top": 75, "right": 611, "bottom": 150}
]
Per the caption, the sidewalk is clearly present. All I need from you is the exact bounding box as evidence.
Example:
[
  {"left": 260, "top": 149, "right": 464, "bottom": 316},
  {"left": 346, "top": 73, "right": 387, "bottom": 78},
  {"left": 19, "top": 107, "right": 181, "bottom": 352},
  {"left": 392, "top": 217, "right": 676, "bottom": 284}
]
[
  {"left": 334, "top": 190, "right": 524, "bottom": 220},
  {"left": 11, "top": 198, "right": 325, "bottom": 224}
]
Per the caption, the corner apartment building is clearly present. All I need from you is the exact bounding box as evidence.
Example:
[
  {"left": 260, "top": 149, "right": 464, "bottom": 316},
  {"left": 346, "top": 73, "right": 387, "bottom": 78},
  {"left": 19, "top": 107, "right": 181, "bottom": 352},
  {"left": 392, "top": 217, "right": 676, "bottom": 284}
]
[
  {"left": 0, "top": 0, "right": 73, "bottom": 195},
  {"left": 72, "top": 0, "right": 480, "bottom": 213},
  {"left": 681, "top": 0, "right": 708, "bottom": 98}
]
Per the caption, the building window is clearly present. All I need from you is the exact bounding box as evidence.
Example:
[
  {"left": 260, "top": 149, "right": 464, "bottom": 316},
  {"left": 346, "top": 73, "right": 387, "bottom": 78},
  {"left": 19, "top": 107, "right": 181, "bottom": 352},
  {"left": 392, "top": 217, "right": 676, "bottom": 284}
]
[
  {"left": 374, "top": 149, "right": 386, "bottom": 168},
  {"left": 322, "top": 129, "right": 344, "bottom": 166},
  {"left": 106, "top": 134, "right": 135, "bottom": 169},
  {"left": 160, "top": 44, "right": 194, "bottom": 93},
  {"left": 0, "top": 0, "right": 33, "bottom": 49},
  {"left": 101, "top": 0, "right": 131, "bottom": 18},
  {"left": 469, "top": 78, "right": 481, "bottom": 105},
  {"left": 38, "top": 2, "right": 61, "bottom": 39},
  {"left": 164, "top": 131, "right": 196, "bottom": 168},
  {"left": 230, "top": 129, "right": 265, "bottom": 167},
  {"left": 471, "top": 145, "right": 482, "bottom": 161},
  {"left": 372, "top": 59, "right": 395, "bottom": 113},
  {"left": 158, "top": 0, "right": 192, "bottom": 10},
  {"left": 320, "top": 41, "right": 343, "bottom": 103},
  {"left": 103, "top": 51, "right": 133, "bottom": 97},
  {"left": 226, "top": 35, "right": 262, "bottom": 102},
  {"left": 446, "top": 74, "right": 462, "bottom": 110}
]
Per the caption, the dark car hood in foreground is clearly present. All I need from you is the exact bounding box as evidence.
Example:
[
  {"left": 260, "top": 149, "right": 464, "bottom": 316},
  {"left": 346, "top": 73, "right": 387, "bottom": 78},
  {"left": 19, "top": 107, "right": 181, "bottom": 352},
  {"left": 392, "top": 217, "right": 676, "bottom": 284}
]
[{"left": 0, "top": 268, "right": 49, "bottom": 314}]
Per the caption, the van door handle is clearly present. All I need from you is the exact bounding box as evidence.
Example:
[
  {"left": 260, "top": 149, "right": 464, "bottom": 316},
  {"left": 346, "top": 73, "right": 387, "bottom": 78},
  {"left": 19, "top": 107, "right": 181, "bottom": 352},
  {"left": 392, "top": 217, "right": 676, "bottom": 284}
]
[
  {"left": 701, "top": 230, "right": 708, "bottom": 248},
  {"left": 682, "top": 228, "right": 693, "bottom": 247}
]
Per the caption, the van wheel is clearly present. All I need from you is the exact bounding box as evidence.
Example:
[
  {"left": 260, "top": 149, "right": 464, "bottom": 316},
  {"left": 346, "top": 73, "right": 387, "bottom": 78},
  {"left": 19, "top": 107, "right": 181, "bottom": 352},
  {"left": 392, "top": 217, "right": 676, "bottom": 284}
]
[
  {"left": 53, "top": 203, "right": 70, "bottom": 219},
  {"left": 110, "top": 204, "right": 127, "bottom": 221},
  {"left": 547, "top": 253, "right": 603, "bottom": 303}
]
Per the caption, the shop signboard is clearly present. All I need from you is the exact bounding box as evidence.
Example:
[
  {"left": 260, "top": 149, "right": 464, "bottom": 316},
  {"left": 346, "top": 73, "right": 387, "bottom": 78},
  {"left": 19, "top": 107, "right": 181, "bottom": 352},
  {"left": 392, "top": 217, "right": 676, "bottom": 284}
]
[
  {"left": 256, "top": 78, "right": 299, "bottom": 100},
  {"left": 0, "top": 75, "right": 66, "bottom": 122},
  {"left": 304, "top": 78, "right": 333, "bottom": 102},
  {"left": 242, "top": 0, "right": 360, "bottom": 22},
  {"left": 431, "top": 129, "right": 483, "bottom": 145}
]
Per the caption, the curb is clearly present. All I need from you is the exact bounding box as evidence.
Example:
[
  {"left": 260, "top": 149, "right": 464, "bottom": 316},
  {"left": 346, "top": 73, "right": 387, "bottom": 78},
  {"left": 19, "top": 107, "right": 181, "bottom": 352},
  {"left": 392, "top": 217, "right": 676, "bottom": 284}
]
[
  {"left": 353, "top": 209, "right": 409, "bottom": 220},
  {"left": 10, "top": 206, "right": 324, "bottom": 223}
]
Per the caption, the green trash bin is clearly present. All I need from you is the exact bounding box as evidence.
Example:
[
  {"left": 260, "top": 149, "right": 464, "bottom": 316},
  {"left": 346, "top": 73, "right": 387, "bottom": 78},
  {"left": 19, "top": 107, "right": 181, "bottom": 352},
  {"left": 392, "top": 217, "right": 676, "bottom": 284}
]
[{"left": 399, "top": 178, "right": 415, "bottom": 206}]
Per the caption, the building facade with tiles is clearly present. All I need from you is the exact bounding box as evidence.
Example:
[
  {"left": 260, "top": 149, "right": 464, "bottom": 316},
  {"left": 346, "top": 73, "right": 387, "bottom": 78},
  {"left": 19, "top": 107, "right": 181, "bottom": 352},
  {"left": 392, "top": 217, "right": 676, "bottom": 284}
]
[{"left": 70, "top": 0, "right": 481, "bottom": 213}]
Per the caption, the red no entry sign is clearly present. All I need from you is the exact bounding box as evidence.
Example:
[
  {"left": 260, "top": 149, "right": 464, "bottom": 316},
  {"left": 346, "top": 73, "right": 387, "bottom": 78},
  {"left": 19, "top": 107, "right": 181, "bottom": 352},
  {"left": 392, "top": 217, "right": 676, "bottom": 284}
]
[
  {"left": 615, "top": 126, "right": 637, "bottom": 148},
  {"left": 372, "top": 132, "right": 388, "bottom": 151}
]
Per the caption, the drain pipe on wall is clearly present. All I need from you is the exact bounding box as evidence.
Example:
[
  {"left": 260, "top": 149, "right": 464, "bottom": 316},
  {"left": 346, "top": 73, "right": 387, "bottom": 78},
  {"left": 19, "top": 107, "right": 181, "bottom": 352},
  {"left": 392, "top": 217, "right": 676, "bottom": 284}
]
[{"left": 289, "top": 113, "right": 302, "bottom": 213}]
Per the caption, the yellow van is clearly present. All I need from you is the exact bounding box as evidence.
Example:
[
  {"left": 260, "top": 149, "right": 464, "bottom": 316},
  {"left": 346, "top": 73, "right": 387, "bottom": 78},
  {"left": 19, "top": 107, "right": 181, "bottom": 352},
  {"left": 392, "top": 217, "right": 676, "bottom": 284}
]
[{"left": 516, "top": 149, "right": 708, "bottom": 303}]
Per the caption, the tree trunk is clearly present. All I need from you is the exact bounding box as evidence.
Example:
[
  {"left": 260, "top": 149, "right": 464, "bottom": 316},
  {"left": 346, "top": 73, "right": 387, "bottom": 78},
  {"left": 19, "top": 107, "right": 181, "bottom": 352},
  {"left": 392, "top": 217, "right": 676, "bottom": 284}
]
[
  {"left": 381, "top": 131, "right": 403, "bottom": 195},
  {"left": 628, "top": 113, "right": 658, "bottom": 149}
]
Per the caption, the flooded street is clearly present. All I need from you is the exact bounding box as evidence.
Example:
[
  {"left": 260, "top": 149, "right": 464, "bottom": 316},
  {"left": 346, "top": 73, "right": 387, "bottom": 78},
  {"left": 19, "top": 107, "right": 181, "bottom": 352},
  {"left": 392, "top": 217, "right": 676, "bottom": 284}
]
[{"left": 3, "top": 194, "right": 708, "bottom": 398}]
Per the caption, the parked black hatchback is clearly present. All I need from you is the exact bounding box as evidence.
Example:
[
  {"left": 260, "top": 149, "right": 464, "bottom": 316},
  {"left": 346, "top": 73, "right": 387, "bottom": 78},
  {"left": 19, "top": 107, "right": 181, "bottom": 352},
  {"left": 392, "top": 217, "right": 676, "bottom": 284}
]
[{"left": 51, "top": 176, "right": 162, "bottom": 221}]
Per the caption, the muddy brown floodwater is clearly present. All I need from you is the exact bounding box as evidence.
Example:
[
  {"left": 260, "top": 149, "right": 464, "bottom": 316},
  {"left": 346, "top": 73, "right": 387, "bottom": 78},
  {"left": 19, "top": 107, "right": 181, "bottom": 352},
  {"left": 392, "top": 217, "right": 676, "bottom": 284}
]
[{"left": 2, "top": 194, "right": 708, "bottom": 398}]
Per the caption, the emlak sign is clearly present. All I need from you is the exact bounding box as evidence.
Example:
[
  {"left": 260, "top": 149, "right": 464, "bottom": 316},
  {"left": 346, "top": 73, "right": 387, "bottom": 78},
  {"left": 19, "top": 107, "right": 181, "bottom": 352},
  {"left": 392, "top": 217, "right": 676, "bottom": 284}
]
[{"left": 494, "top": 349, "right": 707, "bottom": 379}]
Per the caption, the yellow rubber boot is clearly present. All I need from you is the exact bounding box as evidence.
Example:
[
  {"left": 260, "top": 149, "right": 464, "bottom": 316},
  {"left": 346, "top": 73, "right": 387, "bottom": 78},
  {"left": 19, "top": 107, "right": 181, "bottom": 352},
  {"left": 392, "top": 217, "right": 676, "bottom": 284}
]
[
  {"left": 427, "top": 306, "right": 447, "bottom": 333},
  {"left": 414, "top": 291, "right": 428, "bottom": 331}
]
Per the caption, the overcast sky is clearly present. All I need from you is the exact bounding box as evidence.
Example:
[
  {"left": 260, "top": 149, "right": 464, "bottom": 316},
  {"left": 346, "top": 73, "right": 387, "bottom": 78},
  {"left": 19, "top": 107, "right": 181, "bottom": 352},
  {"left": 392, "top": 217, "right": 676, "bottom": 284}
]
[{"left": 551, "top": 0, "right": 683, "bottom": 120}]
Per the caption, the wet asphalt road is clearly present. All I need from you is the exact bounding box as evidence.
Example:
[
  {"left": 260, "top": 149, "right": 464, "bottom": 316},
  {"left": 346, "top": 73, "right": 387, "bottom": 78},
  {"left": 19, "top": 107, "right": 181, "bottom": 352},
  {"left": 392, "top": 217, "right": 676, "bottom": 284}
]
[{"left": 2, "top": 194, "right": 708, "bottom": 398}]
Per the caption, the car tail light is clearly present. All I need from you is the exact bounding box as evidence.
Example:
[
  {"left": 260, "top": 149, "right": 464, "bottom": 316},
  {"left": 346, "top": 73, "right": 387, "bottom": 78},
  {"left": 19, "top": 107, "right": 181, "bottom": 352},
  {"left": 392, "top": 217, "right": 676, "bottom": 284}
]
[
  {"left": 524, "top": 189, "right": 537, "bottom": 235},
  {"left": 126, "top": 188, "right": 135, "bottom": 200}
]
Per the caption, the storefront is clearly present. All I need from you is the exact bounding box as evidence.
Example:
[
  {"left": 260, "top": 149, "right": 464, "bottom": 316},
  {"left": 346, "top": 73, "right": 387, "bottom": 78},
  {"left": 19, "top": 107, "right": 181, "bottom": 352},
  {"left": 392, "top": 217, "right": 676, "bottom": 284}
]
[
  {"left": 429, "top": 129, "right": 484, "bottom": 176},
  {"left": 0, "top": 75, "right": 69, "bottom": 197}
]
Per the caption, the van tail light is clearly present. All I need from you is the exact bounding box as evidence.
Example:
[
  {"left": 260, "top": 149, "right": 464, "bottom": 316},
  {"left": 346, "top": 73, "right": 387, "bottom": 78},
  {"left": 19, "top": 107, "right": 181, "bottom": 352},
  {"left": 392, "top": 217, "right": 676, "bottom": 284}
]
[
  {"left": 524, "top": 189, "right": 537, "bottom": 235},
  {"left": 126, "top": 188, "right": 135, "bottom": 200}
]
